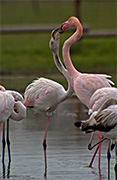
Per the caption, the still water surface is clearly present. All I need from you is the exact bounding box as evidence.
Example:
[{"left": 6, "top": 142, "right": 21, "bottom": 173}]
[{"left": 0, "top": 97, "right": 115, "bottom": 180}]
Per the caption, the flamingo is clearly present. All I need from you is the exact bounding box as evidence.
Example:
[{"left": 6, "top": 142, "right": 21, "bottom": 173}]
[
  {"left": 53, "top": 16, "right": 114, "bottom": 169},
  {"left": 56, "top": 16, "right": 114, "bottom": 108},
  {"left": 89, "top": 87, "right": 117, "bottom": 114},
  {"left": 0, "top": 85, "right": 26, "bottom": 178},
  {"left": 79, "top": 95, "right": 117, "bottom": 180},
  {"left": 75, "top": 87, "right": 117, "bottom": 179},
  {"left": 86, "top": 87, "right": 117, "bottom": 172},
  {"left": 23, "top": 31, "right": 73, "bottom": 174}
]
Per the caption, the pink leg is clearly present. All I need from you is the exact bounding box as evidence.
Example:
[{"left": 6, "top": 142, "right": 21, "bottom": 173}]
[
  {"left": 97, "top": 131, "right": 104, "bottom": 170},
  {"left": 0, "top": 122, "right": 2, "bottom": 135},
  {"left": 43, "top": 116, "right": 50, "bottom": 143},
  {"left": 89, "top": 145, "right": 99, "bottom": 167},
  {"left": 88, "top": 131, "right": 104, "bottom": 168},
  {"left": 43, "top": 116, "right": 50, "bottom": 176}
]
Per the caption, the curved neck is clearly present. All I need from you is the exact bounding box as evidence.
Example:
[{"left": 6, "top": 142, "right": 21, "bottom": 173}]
[
  {"left": 52, "top": 45, "right": 73, "bottom": 100},
  {"left": 62, "top": 22, "right": 83, "bottom": 77},
  {"left": 10, "top": 101, "right": 26, "bottom": 121}
]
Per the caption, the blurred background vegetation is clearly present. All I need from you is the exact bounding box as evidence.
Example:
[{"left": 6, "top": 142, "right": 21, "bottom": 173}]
[{"left": 0, "top": 0, "right": 116, "bottom": 91}]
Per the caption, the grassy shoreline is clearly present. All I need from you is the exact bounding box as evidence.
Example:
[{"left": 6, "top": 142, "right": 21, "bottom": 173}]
[
  {"left": 1, "top": 1, "right": 116, "bottom": 91},
  {"left": 1, "top": 35, "right": 116, "bottom": 73},
  {"left": 1, "top": 35, "right": 116, "bottom": 91}
]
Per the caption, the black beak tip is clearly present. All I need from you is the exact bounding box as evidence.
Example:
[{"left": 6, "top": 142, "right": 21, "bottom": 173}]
[
  {"left": 59, "top": 29, "right": 64, "bottom": 34},
  {"left": 51, "top": 27, "right": 61, "bottom": 39},
  {"left": 74, "top": 121, "right": 81, "bottom": 127}
]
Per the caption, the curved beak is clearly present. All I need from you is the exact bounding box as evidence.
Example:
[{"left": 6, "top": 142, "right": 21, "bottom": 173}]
[
  {"left": 51, "top": 27, "right": 60, "bottom": 39},
  {"left": 51, "top": 26, "right": 64, "bottom": 39}
]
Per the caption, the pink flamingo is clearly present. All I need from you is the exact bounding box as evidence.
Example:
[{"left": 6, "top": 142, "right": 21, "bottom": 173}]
[
  {"left": 86, "top": 87, "right": 117, "bottom": 168},
  {"left": 0, "top": 85, "right": 26, "bottom": 178},
  {"left": 79, "top": 87, "right": 117, "bottom": 179},
  {"left": 89, "top": 87, "right": 117, "bottom": 114},
  {"left": 23, "top": 31, "right": 73, "bottom": 174},
  {"left": 58, "top": 16, "right": 114, "bottom": 107},
  {"left": 53, "top": 16, "right": 114, "bottom": 169}
]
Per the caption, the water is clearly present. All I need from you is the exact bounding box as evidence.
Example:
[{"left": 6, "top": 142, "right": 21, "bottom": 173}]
[{"left": 0, "top": 97, "right": 115, "bottom": 180}]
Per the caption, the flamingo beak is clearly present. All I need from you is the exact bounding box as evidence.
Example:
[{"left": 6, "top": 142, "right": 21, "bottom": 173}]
[
  {"left": 60, "top": 22, "right": 68, "bottom": 32},
  {"left": 51, "top": 26, "right": 64, "bottom": 39},
  {"left": 51, "top": 22, "right": 68, "bottom": 39}
]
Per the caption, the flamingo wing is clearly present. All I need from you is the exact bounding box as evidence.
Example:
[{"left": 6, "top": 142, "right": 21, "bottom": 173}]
[
  {"left": 34, "top": 83, "right": 66, "bottom": 113},
  {"left": 82, "top": 99, "right": 117, "bottom": 133},
  {"left": 89, "top": 87, "right": 117, "bottom": 113},
  {"left": 94, "top": 98, "right": 117, "bottom": 130},
  {"left": 0, "top": 92, "right": 14, "bottom": 122},
  {"left": 24, "top": 77, "right": 66, "bottom": 113},
  {"left": 74, "top": 74, "right": 112, "bottom": 108}
]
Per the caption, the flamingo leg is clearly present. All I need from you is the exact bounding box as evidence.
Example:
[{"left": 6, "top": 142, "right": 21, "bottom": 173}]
[
  {"left": 2, "top": 122, "right": 6, "bottom": 178},
  {"left": 43, "top": 116, "right": 50, "bottom": 176},
  {"left": 97, "top": 131, "right": 103, "bottom": 170},
  {"left": 88, "top": 137, "right": 107, "bottom": 150},
  {"left": 6, "top": 119, "right": 11, "bottom": 178},
  {"left": 107, "top": 140, "right": 111, "bottom": 180},
  {"left": 114, "top": 142, "right": 117, "bottom": 180},
  {"left": 88, "top": 131, "right": 106, "bottom": 169},
  {"left": 88, "top": 145, "right": 99, "bottom": 167},
  {"left": 88, "top": 132, "right": 95, "bottom": 150}
]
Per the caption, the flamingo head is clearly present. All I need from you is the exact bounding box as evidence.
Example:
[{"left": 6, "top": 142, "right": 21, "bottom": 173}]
[
  {"left": 0, "top": 85, "right": 6, "bottom": 92},
  {"left": 60, "top": 16, "right": 81, "bottom": 31},
  {"left": 52, "top": 16, "right": 82, "bottom": 38}
]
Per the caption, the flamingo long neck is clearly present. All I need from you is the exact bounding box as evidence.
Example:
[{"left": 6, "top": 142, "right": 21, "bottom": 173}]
[
  {"left": 52, "top": 41, "right": 73, "bottom": 101},
  {"left": 62, "top": 22, "right": 83, "bottom": 78},
  {"left": 10, "top": 101, "right": 26, "bottom": 121}
]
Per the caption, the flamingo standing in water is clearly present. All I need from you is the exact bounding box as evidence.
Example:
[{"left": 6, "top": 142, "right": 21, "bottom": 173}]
[
  {"left": 0, "top": 85, "right": 26, "bottom": 177},
  {"left": 75, "top": 87, "right": 117, "bottom": 175},
  {"left": 53, "top": 16, "right": 114, "bottom": 169},
  {"left": 78, "top": 87, "right": 117, "bottom": 180},
  {"left": 23, "top": 31, "right": 73, "bottom": 174},
  {"left": 87, "top": 87, "right": 117, "bottom": 170}
]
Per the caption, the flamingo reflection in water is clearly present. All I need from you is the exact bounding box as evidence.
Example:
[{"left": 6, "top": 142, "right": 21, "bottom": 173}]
[
  {"left": 23, "top": 31, "right": 73, "bottom": 176},
  {"left": 0, "top": 85, "right": 26, "bottom": 178}
]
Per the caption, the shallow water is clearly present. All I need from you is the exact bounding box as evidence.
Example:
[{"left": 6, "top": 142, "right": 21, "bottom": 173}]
[{"left": 0, "top": 97, "right": 116, "bottom": 180}]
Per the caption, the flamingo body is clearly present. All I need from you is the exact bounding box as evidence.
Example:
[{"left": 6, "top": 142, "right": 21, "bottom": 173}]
[
  {"left": 89, "top": 87, "right": 117, "bottom": 114},
  {"left": 24, "top": 77, "right": 69, "bottom": 115},
  {"left": 58, "top": 16, "right": 114, "bottom": 171},
  {"left": 23, "top": 31, "right": 73, "bottom": 173},
  {"left": 0, "top": 85, "right": 26, "bottom": 177},
  {"left": 0, "top": 91, "right": 14, "bottom": 122},
  {"left": 82, "top": 101, "right": 117, "bottom": 134},
  {"left": 73, "top": 73, "right": 112, "bottom": 108},
  {"left": 60, "top": 16, "right": 114, "bottom": 108},
  {"left": 80, "top": 96, "right": 117, "bottom": 178}
]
